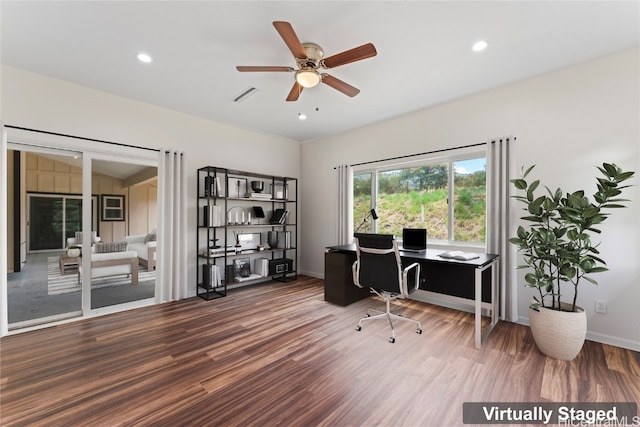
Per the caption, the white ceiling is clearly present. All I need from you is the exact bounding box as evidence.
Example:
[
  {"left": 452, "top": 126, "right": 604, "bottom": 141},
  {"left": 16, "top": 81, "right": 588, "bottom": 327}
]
[{"left": 2, "top": 1, "right": 639, "bottom": 143}]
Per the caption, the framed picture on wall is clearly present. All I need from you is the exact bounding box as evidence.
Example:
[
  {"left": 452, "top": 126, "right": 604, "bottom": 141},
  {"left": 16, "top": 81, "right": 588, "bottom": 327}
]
[{"left": 101, "top": 195, "right": 125, "bottom": 221}]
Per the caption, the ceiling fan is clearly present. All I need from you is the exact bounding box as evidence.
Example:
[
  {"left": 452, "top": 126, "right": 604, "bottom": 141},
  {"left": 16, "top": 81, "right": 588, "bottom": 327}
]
[{"left": 236, "top": 21, "right": 377, "bottom": 102}]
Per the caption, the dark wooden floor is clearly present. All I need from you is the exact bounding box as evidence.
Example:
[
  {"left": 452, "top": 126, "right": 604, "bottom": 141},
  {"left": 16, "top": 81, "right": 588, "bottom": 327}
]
[{"left": 1, "top": 276, "right": 639, "bottom": 426}]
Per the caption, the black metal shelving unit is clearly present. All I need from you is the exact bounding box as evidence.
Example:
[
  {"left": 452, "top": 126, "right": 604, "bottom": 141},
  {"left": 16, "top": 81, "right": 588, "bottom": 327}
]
[{"left": 196, "top": 167, "right": 297, "bottom": 300}]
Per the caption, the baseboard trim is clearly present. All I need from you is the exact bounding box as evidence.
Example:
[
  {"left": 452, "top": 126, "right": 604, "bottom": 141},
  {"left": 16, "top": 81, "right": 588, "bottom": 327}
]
[
  {"left": 517, "top": 316, "right": 640, "bottom": 352},
  {"left": 299, "top": 270, "right": 323, "bottom": 279}
]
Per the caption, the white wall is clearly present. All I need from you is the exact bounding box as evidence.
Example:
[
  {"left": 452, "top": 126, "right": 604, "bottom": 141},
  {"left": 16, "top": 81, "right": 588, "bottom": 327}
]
[
  {"left": 1, "top": 65, "right": 301, "bottom": 297},
  {"left": 301, "top": 48, "right": 640, "bottom": 350}
]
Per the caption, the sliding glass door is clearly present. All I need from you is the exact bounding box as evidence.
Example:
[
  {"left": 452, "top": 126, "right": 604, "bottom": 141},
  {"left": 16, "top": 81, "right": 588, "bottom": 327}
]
[
  {"left": 7, "top": 150, "right": 84, "bottom": 328},
  {"left": 28, "top": 196, "right": 63, "bottom": 251},
  {"left": 4, "top": 130, "right": 159, "bottom": 334},
  {"left": 28, "top": 195, "right": 88, "bottom": 251},
  {"left": 89, "top": 157, "right": 157, "bottom": 310}
]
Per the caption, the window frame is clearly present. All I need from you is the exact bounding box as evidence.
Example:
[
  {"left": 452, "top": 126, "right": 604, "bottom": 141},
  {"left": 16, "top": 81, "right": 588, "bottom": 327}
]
[{"left": 352, "top": 150, "right": 486, "bottom": 248}]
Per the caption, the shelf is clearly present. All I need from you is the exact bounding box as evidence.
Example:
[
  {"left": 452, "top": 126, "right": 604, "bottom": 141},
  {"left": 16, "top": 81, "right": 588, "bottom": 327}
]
[
  {"left": 197, "top": 166, "right": 297, "bottom": 300},
  {"left": 226, "top": 272, "right": 297, "bottom": 287},
  {"left": 226, "top": 196, "right": 294, "bottom": 203},
  {"left": 196, "top": 285, "right": 226, "bottom": 300},
  {"left": 199, "top": 223, "right": 296, "bottom": 229},
  {"left": 200, "top": 247, "right": 296, "bottom": 259}
]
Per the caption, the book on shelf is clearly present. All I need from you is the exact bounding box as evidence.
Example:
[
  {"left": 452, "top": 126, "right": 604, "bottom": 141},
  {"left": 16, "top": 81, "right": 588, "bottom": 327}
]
[
  {"left": 205, "top": 246, "right": 235, "bottom": 257},
  {"left": 245, "top": 192, "right": 271, "bottom": 199},
  {"left": 269, "top": 208, "right": 290, "bottom": 224},
  {"left": 234, "top": 273, "right": 262, "bottom": 282},
  {"left": 438, "top": 251, "right": 479, "bottom": 261},
  {"left": 202, "top": 264, "right": 221, "bottom": 288},
  {"left": 203, "top": 204, "right": 222, "bottom": 227},
  {"left": 254, "top": 258, "right": 269, "bottom": 277},
  {"left": 204, "top": 176, "right": 221, "bottom": 197}
]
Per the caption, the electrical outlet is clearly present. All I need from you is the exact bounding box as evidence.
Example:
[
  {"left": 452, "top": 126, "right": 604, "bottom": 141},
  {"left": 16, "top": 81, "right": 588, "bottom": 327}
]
[{"left": 595, "top": 300, "right": 607, "bottom": 314}]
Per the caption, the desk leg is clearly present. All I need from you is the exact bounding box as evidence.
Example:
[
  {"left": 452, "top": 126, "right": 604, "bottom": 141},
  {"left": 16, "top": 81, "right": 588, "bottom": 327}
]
[
  {"left": 475, "top": 258, "right": 500, "bottom": 349},
  {"left": 475, "top": 267, "right": 482, "bottom": 349},
  {"left": 491, "top": 259, "right": 499, "bottom": 326}
]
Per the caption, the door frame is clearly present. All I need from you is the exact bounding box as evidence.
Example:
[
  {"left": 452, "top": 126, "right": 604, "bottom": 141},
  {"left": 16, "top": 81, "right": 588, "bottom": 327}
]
[{"left": 2, "top": 126, "right": 158, "bottom": 336}]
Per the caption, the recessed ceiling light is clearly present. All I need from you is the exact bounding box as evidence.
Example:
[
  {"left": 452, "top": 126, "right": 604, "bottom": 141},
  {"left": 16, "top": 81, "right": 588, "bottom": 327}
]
[
  {"left": 298, "top": 113, "right": 307, "bottom": 120},
  {"left": 137, "top": 52, "right": 152, "bottom": 63},
  {"left": 472, "top": 40, "right": 488, "bottom": 52}
]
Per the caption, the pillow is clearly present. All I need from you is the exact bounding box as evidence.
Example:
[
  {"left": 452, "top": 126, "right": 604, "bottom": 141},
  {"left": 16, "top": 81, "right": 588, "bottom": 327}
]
[
  {"left": 74, "top": 231, "right": 98, "bottom": 244},
  {"left": 94, "top": 241, "right": 128, "bottom": 253},
  {"left": 144, "top": 232, "right": 157, "bottom": 243}
]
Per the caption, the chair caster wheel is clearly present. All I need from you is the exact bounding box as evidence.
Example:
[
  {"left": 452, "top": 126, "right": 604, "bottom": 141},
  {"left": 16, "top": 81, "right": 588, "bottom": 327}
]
[
  {"left": 417, "top": 329, "right": 423, "bottom": 334},
  {"left": 389, "top": 337, "right": 395, "bottom": 343},
  {"left": 356, "top": 325, "right": 362, "bottom": 331},
  {"left": 366, "top": 313, "right": 371, "bottom": 317}
]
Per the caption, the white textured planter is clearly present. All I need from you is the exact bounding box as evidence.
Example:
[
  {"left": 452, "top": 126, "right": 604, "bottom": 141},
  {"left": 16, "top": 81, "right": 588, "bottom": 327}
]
[
  {"left": 67, "top": 248, "right": 81, "bottom": 258},
  {"left": 529, "top": 302, "right": 587, "bottom": 361}
]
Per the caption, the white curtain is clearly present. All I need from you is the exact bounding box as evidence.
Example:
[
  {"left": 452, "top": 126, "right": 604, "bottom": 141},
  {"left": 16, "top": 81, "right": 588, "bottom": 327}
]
[
  {"left": 0, "top": 125, "right": 8, "bottom": 336},
  {"left": 156, "top": 149, "right": 188, "bottom": 302},
  {"left": 486, "top": 136, "right": 517, "bottom": 321},
  {"left": 336, "top": 164, "right": 353, "bottom": 245}
]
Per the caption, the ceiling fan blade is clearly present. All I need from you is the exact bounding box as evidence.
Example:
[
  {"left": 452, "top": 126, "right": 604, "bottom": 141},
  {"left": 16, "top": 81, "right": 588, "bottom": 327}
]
[
  {"left": 321, "top": 74, "right": 360, "bottom": 97},
  {"left": 286, "top": 82, "right": 303, "bottom": 102},
  {"left": 322, "top": 43, "right": 377, "bottom": 69},
  {"left": 273, "top": 21, "right": 307, "bottom": 59},
  {"left": 236, "top": 66, "right": 294, "bottom": 72}
]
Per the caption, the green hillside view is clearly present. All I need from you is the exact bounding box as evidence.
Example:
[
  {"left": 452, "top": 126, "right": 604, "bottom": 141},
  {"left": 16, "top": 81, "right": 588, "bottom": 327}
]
[{"left": 354, "top": 167, "right": 486, "bottom": 242}]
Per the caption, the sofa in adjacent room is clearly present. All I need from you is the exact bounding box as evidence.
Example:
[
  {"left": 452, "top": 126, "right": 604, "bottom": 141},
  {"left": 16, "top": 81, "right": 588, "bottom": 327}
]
[
  {"left": 125, "top": 230, "right": 157, "bottom": 270},
  {"left": 78, "top": 242, "right": 139, "bottom": 285},
  {"left": 66, "top": 230, "right": 101, "bottom": 248}
]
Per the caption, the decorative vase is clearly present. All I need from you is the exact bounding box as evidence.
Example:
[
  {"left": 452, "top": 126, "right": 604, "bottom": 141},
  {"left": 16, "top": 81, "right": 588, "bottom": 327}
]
[
  {"left": 528, "top": 302, "right": 586, "bottom": 361},
  {"left": 67, "top": 248, "right": 81, "bottom": 258},
  {"left": 251, "top": 180, "right": 264, "bottom": 193},
  {"left": 267, "top": 231, "right": 278, "bottom": 249}
]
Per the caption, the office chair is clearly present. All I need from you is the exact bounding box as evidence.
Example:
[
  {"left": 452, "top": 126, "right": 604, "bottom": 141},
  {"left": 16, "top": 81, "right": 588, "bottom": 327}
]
[{"left": 352, "top": 233, "right": 423, "bottom": 343}]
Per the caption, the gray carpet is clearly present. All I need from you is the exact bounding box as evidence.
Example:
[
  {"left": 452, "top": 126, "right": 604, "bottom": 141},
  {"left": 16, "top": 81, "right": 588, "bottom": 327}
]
[{"left": 7, "top": 252, "right": 156, "bottom": 325}]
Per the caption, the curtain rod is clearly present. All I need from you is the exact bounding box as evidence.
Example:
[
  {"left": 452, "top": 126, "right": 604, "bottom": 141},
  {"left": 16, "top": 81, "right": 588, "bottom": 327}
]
[
  {"left": 5, "top": 124, "right": 168, "bottom": 153},
  {"left": 334, "top": 137, "right": 515, "bottom": 169}
]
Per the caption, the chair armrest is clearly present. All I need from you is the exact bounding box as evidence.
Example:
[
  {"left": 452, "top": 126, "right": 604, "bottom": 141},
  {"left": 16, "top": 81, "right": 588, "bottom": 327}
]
[
  {"left": 351, "top": 260, "right": 364, "bottom": 288},
  {"left": 402, "top": 262, "right": 421, "bottom": 295}
]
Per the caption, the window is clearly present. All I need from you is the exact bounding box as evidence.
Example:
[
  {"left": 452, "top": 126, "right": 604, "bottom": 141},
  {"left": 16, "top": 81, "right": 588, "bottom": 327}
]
[
  {"left": 353, "top": 172, "right": 372, "bottom": 232},
  {"left": 101, "top": 195, "right": 125, "bottom": 221},
  {"left": 353, "top": 155, "right": 486, "bottom": 244}
]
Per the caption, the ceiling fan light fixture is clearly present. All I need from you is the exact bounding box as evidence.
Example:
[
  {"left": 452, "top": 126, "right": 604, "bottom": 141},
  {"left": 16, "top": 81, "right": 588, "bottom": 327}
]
[
  {"left": 295, "top": 69, "right": 321, "bottom": 88},
  {"left": 136, "top": 52, "right": 152, "bottom": 63},
  {"left": 472, "top": 40, "right": 488, "bottom": 52}
]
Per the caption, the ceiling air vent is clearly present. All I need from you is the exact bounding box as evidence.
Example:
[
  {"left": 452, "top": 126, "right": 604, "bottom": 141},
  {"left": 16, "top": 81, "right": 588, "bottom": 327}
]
[{"left": 233, "top": 87, "right": 258, "bottom": 103}]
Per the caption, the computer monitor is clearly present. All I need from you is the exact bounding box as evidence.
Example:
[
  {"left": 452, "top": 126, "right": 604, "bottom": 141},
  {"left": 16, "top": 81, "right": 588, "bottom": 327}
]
[{"left": 402, "top": 228, "right": 427, "bottom": 252}]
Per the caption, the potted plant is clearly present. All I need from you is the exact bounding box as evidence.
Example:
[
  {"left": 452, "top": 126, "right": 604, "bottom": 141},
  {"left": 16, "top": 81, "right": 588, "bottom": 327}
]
[{"left": 510, "top": 162, "right": 634, "bottom": 360}]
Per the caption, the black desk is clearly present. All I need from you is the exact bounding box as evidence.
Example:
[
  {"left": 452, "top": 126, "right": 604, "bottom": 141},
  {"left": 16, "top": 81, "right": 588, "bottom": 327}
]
[{"left": 325, "top": 244, "right": 499, "bottom": 348}]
